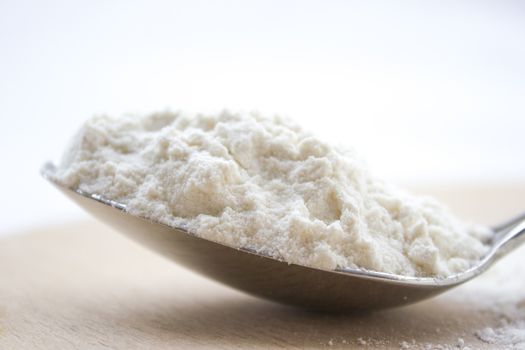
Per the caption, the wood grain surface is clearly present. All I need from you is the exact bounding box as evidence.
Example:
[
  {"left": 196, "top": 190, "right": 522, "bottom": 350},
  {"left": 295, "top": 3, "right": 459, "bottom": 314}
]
[{"left": 0, "top": 184, "right": 524, "bottom": 349}]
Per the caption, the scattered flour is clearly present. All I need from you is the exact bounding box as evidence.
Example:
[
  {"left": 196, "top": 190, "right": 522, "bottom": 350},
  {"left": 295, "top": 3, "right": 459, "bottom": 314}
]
[
  {"left": 399, "top": 339, "right": 470, "bottom": 350},
  {"left": 475, "top": 301, "right": 525, "bottom": 349},
  {"left": 357, "top": 337, "right": 368, "bottom": 346},
  {"left": 54, "top": 111, "right": 491, "bottom": 277},
  {"left": 460, "top": 244, "right": 525, "bottom": 350},
  {"left": 477, "top": 321, "right": 525, "bottom": 348}
]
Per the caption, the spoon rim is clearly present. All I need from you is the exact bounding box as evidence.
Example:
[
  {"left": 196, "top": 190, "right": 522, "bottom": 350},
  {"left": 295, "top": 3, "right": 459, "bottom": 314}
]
[{"left": 41, "top": 162, "right": 501, "bottom": 288}]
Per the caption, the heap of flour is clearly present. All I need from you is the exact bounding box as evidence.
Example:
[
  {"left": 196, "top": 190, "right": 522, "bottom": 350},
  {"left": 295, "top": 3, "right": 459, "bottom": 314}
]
[{"left": 55, "top": 111, "right": 491, "bottom": 277}]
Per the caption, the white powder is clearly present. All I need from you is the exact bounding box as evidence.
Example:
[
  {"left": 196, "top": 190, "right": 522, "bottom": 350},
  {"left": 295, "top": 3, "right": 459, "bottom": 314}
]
[
  {"left": 477, "top": 320, "right": 525, "bottom": 348},
  {"left": 54, "top": 111, "right": 491, "bottom": 277},
  {"left": 474, "top": 287, "right": 525, "bottom": 348}
]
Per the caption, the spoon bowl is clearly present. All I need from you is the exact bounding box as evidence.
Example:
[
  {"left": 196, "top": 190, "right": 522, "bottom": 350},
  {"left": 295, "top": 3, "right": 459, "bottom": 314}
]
[{"left": 42, "top": 163, "right": 525, "bottom": 311}]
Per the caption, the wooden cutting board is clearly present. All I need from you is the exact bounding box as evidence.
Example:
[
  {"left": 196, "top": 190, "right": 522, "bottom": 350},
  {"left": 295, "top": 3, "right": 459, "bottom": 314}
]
[{"left": 0, "top": 184, "right": 523, "bottom": 349}]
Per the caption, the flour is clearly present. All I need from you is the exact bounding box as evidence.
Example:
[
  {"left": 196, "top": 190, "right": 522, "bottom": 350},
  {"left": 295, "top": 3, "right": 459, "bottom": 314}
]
[
  {"left": 473, "top": 271, "right": 525, "bottom": 349},
  {"left": 54, "top": 111, "right": 491, "bottom": 277},
  {"left": 477, "top": 320, "right": 525, "bottom": 348}
]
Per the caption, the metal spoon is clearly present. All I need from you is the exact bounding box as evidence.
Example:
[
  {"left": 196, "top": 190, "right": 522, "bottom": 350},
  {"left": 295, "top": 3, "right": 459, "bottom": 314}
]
[{"left": 41, "top": 162, "right": 525, "bottom": 311}]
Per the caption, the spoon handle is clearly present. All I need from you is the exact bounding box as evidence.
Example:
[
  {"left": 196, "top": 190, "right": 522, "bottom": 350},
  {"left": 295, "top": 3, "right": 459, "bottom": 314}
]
[
  {"left": 493, "top": 211, "right": 525, "bottom": 232},
  {"left": 492, "top": 212, "right": 525, "bottom": 261}
]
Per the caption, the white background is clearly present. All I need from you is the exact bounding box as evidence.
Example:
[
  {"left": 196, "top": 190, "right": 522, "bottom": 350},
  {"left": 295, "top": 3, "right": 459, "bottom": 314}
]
[{"left": 1, "top": 0, "right": 524, "bottom": 235}]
